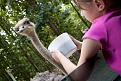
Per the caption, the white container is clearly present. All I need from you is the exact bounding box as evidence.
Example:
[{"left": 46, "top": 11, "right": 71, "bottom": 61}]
[{"left": 48, "top": 33, "right": 77, "bottom": 57}]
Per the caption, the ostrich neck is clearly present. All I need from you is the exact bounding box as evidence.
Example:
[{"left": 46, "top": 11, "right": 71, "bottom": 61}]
[
  {"left": 28, "top": 31, "right": 67, "bottom": 74},
  {"left": 29, "top": 31, "right": 50, "bottom": 57}
]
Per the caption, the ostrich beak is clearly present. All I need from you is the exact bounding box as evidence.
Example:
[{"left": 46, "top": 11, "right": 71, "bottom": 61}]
[
  {"left": 14, "top": 27, "right": 19, "bottom": 33},
  {"left": 14, "top": 26, "right": 24, "bottom": 33}
]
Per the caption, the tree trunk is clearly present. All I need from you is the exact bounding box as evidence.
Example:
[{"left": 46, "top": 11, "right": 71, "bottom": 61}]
[
  {"left": 46, "top": 19, "right": 61, "bottom": 35},
  {"left": 5, "top": 69, "right": 17, "bottom": 81},
  {"left": 70, "top": 1, "right": 89, "bottom": 27},
  {"left": 25, "top": 0, "right": 37, "bottom": 8},
  {"left": 20, "top": 46, "right": 40, "bottom": 72}
]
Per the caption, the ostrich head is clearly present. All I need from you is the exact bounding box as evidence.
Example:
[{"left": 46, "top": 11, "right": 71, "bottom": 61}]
[{"left": 14, "top": 18, "right": 36, "bottom": 37}]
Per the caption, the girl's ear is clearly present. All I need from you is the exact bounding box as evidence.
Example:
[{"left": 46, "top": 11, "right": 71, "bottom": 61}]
[{"left": 94, "top": 0, "right": 105, "bottom": 11}]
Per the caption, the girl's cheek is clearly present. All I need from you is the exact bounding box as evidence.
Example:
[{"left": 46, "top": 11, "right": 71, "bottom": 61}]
[
  {"left": 80, "top": 11, "right": 88, "bottom": 20},
  {"left": 81, "top": 10, "right": 89, "bottom": 19},
  {"left": 80, "top": 11, "right": 85, "bottom": 17},
  {"left": 81, "top": 11, "right": 92, "bottom": 22}
]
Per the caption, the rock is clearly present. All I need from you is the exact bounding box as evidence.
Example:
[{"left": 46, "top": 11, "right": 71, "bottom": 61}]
[{"left": 30, "top": 70, "right": 65, "bottom": 81}]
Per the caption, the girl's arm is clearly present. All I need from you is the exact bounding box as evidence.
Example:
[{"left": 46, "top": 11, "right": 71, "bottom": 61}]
[
  {"left": 77, "top": 39, "right": 101, "bottom": 66},
  {"left": 51, "top": 39, "right": 101, "bottom": 74}
]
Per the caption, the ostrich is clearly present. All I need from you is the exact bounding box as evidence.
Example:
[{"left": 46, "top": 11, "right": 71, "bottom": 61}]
[{"left": 14, "top": 18, "right": 67, "bottom": 75}]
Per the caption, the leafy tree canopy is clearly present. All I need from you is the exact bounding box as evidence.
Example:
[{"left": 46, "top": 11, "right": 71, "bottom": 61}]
[{"left": 0, "top": 0, "right": 89, "bottom": 80}]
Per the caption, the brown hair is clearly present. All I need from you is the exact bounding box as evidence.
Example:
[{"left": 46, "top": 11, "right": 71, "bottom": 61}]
[
  {"left": 103, "top": 0, "right": 121, "bottom": 12},
  {"left": 74, "top": 0, "right": 121, "bottom": 12}
]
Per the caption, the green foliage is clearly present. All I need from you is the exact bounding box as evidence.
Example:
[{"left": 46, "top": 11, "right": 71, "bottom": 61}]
[{"left": 0, "top": 0, "right": 88, "bottom": 80}]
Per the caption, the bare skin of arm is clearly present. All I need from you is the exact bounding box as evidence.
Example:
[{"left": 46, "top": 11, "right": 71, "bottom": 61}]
[{"left": 51, "top": 39, "right": 101, "bottom": 74}]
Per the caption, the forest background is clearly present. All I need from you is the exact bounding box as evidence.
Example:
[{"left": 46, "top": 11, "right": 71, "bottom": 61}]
[{"left": 0, "top": 0, "right": 90, "bottom": 81}]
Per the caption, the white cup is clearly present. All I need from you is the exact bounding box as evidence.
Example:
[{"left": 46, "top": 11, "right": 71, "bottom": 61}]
[{"left": 48, "top": 33, "right": 77, "bottom": 57}]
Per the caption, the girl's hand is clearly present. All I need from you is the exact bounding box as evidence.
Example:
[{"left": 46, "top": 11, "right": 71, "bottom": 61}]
[
  {"left": 69, "top": 35, "right": 82, "bottom": 50},
  {"left": 51, "top": 50, "right": 63, "bottom": 64}
]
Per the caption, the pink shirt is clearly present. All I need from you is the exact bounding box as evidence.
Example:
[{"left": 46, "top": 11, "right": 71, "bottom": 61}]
[{"left": 83, "top": 9, "right": 121, "bottom": 76}]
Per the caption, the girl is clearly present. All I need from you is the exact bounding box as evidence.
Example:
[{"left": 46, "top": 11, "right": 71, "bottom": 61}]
[{"left": 51, "top": 0, "right": 121, "bottom": 78}]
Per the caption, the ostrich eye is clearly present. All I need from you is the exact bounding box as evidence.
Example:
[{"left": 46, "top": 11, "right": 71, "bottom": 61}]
[{"left": 24, "top": 20, "right": 30, "bottom": 24}]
